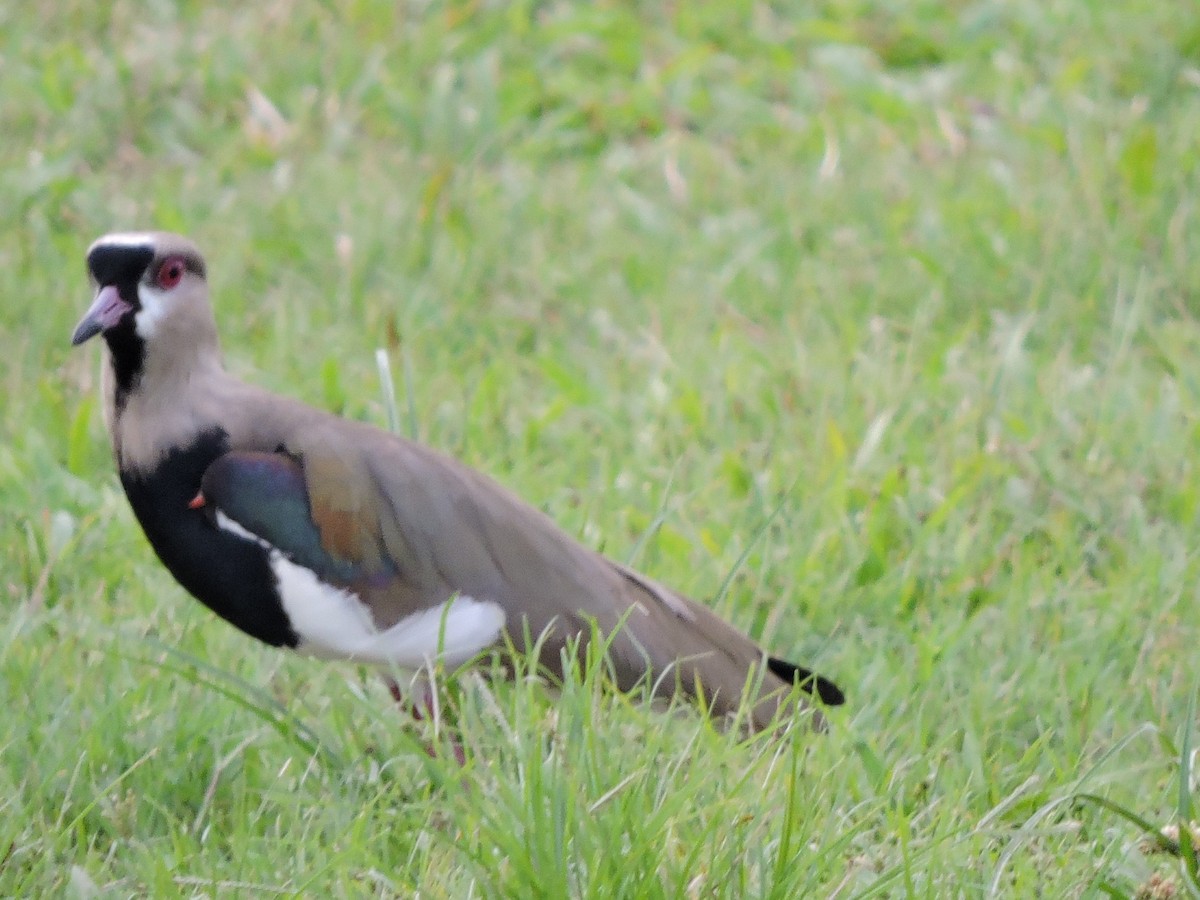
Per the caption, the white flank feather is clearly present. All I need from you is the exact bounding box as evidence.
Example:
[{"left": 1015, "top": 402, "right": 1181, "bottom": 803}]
[{"left": 214, "top": 512, "right": 506, "bottom": 669}]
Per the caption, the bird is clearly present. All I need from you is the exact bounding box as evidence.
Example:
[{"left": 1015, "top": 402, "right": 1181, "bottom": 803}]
[{"left": 70, "top": 230, "right": 844, "bottom": 735}]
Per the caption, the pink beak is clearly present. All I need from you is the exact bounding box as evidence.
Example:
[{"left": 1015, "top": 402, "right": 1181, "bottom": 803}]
[{"left": 71, "top": 285, "right": 133, "bottom": 346}]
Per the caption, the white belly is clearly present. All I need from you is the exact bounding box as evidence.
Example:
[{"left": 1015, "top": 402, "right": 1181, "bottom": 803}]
[
  {"left": 214, "top": 510, "right": 506, "bottom": 669},
  {"left": 270, "top": 553, "right": 506, "bottom": 669}
]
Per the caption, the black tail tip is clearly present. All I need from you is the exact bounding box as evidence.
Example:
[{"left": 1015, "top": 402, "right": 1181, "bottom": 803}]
[{"left": 767, "top": 656, "right": 845, "bottom": 707}]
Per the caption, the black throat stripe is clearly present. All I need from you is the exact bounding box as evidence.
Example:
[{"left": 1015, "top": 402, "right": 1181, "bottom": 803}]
[{"left": 104, "top": 306, "right": 144, "bottom": 411}]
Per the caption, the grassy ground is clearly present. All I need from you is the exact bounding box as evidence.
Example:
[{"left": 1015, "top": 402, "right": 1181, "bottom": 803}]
[{"left": 3, "top": 0, "right": 1200, "bottom": 895}]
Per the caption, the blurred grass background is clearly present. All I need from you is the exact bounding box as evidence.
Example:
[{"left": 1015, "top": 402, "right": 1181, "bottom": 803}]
[{"left": 4, "top": 0, "right": 1200, "bottom": 895}]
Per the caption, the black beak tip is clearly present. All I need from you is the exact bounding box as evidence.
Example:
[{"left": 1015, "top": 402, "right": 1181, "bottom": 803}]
[{"left": 70, "top": 318, "right": 101, "bottom": 347}]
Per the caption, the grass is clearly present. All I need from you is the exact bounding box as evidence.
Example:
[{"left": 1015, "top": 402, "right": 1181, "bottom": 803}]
[{"left": 3, "top": 0, "right": 1200, "bottom": 895}]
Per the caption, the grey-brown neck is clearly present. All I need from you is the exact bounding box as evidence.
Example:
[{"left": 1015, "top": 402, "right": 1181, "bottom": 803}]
[{"left": 104, "top": 333, "right": 227, "bottom": 472}]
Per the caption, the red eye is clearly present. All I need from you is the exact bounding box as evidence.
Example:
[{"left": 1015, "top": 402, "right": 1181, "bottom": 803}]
[{"left": 156, "top": 258, "right": 185, "bottom": 290}]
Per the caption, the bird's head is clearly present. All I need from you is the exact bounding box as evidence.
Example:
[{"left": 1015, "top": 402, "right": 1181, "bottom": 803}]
[{"left": 72, "top": 231, "right": 210, "bottom": 348}]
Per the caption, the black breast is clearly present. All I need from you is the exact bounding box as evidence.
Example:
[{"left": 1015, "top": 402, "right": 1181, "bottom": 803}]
[{"left": 119, "top": 427, "right": 297, "bottom": 648}]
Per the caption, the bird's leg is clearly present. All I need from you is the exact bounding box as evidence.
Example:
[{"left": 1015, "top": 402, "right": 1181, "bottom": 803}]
[
  {"left": 381, "top": 674, "right": 431, "bottom": 722},
  {"left": 381, "top": 673, "right": 465, "bottom": 766},
  {"left": 383, "top": 673, "right": 406, "bottom": 707}
]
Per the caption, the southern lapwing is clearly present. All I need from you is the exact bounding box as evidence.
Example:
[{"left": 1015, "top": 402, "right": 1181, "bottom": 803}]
[{"left": 71, "top": 231, "right": 844, "bottom": 734}]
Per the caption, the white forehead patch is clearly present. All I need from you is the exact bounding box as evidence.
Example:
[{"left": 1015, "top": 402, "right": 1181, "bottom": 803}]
[
  {"left": 133, "top": 284, "right": 169, "bottom": 340},
  {"left": 91, "top": 232, "right": 158, "bottom": 250}
]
